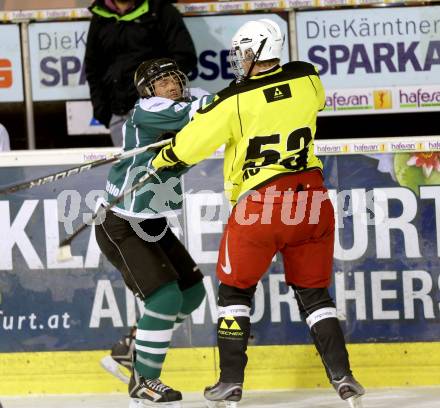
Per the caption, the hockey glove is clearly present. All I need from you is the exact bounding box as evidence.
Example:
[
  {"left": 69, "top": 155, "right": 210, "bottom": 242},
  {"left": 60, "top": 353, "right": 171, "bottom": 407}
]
[
  {"left": 152, "top": 145, "right": 192, "bottom": 176},
  {"left": 149, "top": 131, "right": 176, "bottom": 154},
  {"left": 152, "top": 142, "right": 178, "bottom": 169}
]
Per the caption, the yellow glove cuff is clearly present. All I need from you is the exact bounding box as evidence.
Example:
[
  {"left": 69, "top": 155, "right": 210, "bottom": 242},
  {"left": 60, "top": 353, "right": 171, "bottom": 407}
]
[
  {"left": 152, "top": 154, "right": 167, "bottom": 170},
  {"left": 152, "top": 146, "right": 177, "bottom": 169}
]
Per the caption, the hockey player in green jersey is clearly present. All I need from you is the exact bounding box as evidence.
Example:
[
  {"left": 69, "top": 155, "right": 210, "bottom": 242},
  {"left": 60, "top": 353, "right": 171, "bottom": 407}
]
[{"left": 95, "top": 58, "right": 212, "bottom": 408}]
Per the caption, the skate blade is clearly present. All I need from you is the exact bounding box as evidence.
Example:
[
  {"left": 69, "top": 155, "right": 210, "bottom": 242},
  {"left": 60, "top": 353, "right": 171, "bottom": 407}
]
[
  {"left": 347, "top": 395, "right": 363, "bottom": 408},
  {"left": 129, "top": 399, "right": 181, "bottom": 408},
  {"left": 100, "top": 355, "right": 129, "bottom": 384},
  {"left": 204, "top": 400, "right": 238, "bottom": 408}
]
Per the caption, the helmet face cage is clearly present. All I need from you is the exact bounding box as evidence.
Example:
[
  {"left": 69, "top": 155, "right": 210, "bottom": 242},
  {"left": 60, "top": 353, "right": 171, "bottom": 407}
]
[
  {"left": 229, "top": 47, "right": 255, "bottom": 81},
  {"left": 134, "top": 59, "right": 190, "bottom": 101},
  {"left": 146, "top": 70, "right": 190, "bottom": 100}
]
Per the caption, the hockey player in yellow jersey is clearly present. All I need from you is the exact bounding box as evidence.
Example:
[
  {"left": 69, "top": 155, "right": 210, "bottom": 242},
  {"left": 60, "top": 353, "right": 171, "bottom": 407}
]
[{"left": 152, "top": 19, "right": 364, "bottom": 408}]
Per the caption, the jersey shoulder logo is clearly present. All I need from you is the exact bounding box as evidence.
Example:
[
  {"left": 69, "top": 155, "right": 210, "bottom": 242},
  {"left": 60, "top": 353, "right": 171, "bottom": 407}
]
[{"left": 263, "top": 83, "right": 292, "bottom": 103}]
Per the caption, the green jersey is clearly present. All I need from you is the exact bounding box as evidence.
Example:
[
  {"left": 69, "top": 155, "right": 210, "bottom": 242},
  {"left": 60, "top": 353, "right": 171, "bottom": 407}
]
[{"left": 103, "top": 88, "right": 212, "bottom": 218}]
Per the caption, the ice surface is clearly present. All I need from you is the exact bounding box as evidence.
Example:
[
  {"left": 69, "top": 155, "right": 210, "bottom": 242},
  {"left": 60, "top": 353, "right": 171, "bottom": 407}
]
[{"left": 1, "top": 388, "right": 440, "bottom": 408}]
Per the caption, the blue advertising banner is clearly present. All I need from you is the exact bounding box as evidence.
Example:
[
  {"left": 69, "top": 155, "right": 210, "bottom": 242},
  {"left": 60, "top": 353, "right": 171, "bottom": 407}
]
[{"left": 0, "top": 150, "right": 439, "bottom": 353}]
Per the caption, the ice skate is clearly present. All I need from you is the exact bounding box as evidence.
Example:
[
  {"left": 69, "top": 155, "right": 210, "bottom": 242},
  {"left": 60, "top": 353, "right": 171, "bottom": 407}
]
[
  {"left": 204, "top": 381, "right": 243, "bottom": 408},
  {"left": 129, "top": 368, "right": 182, "bottom": 408},
  {"left": 100, "top": 327, "right": 136, "bottom": 384},
  {"left": 332, "top": 375, "right": 365, "bottom": 408}
]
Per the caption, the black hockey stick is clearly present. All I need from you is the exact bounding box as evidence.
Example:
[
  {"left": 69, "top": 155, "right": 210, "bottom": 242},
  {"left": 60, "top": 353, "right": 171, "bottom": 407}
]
[
  {"left": 57, "top": 169, "right": 161, "bottom": 261},
  {"left": 0, "top": 138, "right": 171, "bottom": 195}
]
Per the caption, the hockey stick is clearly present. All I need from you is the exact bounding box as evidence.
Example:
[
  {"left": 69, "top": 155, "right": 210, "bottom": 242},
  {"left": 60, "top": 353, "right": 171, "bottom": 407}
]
[
  {"left": 0, "top": 138, "right": 171, "bottom": 195},
  {"left": 57, "top": 169, "right": 160, "bottom": 262}
]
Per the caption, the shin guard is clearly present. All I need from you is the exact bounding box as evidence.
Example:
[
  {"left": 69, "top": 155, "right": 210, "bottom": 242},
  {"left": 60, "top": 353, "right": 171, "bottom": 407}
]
[
  {"left": 217, "top": 284, "right": 256, "bottom": 383},
  {"left": 293, "top": 286, "right": 352, "bottom": 381}
]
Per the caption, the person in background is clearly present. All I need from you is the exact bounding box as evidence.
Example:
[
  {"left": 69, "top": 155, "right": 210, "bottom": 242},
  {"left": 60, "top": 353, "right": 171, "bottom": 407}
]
[
  {"left": 95, "top": 58, "right": 211, "bottom": 407},
  {"left": 0, "top": 123, "right": 11, "bottom": 152},
  {"left": 152, "top": 19, "right": 365, "bottom": 408},
  {"left": 85, "top": 0, "right": 197, "bottom": 147}
]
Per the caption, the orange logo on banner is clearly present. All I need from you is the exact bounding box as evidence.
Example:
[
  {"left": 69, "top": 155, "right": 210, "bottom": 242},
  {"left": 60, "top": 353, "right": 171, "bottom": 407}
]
[
  {"left": 0, "top": 59, "right": 13, "bottom": 88},
  {"left": 373, "top": 90, "right": 392, "bottom": 109}
]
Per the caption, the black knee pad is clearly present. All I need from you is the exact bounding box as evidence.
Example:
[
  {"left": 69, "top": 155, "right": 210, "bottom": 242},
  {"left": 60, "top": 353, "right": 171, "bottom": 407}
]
[
  {"left": 218, "top": 283, "right": 257, "bottom": 308},
  {"left": 290, "top": 285, "right": 335, "bottom": 321}
]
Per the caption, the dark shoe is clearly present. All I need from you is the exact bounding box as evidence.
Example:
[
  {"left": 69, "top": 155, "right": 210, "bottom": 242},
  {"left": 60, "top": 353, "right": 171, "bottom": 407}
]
[{"left": 129, "top": 368, "right": 182, "bottom": 407}]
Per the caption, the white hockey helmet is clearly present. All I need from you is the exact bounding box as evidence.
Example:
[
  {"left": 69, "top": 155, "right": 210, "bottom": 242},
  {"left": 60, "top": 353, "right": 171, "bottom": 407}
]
[{"left": 229, "top": 18, "right": 284, "bottom": 80}]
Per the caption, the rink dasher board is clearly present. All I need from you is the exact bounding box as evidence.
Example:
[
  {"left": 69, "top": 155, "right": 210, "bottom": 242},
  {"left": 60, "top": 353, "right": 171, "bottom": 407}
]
[
  {"left": 0, "top": 138, "right": 440, "bottom": 394},
  {"left": 0, "top": 343, "right": 439, "bottom": 395},
  {"left": 1, "top": 135, "right": 440, "bottom": 167}
]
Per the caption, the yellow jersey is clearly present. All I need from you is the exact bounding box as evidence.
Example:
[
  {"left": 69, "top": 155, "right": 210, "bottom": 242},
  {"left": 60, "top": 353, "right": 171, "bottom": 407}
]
[{"left": 153, "top": 61, "right": 325, "bottom": 205}]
